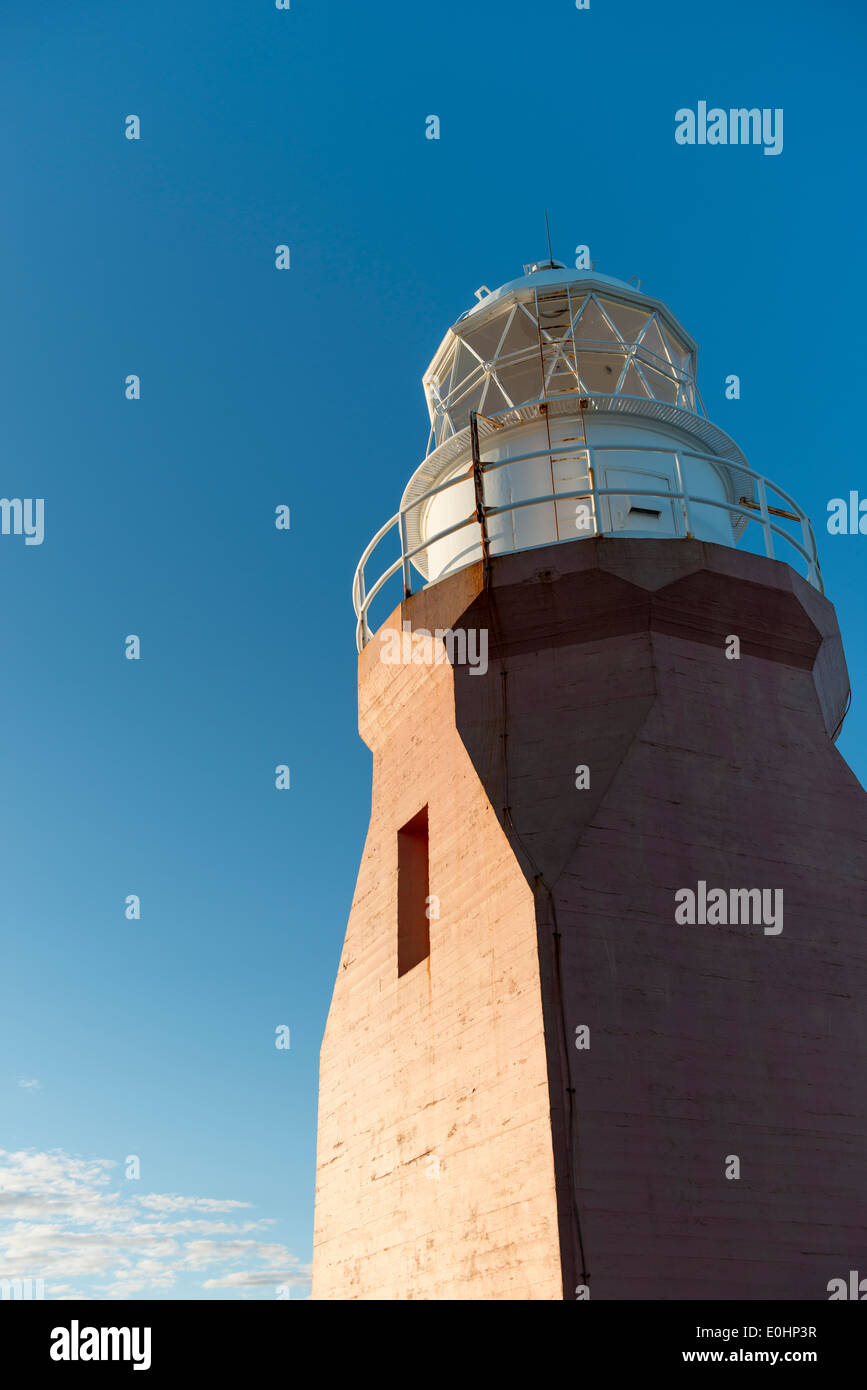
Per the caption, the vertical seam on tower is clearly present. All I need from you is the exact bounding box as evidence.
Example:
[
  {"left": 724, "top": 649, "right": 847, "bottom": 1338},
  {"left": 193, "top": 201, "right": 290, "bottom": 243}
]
[{"left": 480, "top": 564, "right": 590, "bottom": 1293}]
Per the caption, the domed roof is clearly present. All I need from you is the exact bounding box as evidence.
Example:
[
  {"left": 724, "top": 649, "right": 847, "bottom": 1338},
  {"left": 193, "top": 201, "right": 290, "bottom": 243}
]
[{"left": 460, "top": 263, "right": 651, "bottom": 324}]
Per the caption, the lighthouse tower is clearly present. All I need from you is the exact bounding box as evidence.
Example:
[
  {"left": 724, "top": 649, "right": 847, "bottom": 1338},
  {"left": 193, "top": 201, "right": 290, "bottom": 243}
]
[{"left": 312, "top": 261, "right": 867, "bottom": 1300}]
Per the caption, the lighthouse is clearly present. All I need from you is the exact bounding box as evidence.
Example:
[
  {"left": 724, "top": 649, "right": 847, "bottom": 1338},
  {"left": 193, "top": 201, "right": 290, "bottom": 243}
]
[{"left": 312, "top": 260, "right": 867, "bottom": 1300}]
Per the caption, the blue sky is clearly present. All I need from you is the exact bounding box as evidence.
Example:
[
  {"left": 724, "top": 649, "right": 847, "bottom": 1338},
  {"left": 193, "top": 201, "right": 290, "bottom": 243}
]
[{"left": 1, "top": 0, "right": 864, "bottom": 1299}]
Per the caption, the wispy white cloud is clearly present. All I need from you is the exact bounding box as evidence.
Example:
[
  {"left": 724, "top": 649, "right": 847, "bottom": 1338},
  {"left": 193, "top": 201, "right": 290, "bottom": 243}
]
[
  {"left": 16, "top": 1080, "right": 40, "bottom": 1090},
  {"left": 136, "top": 1194, "right": 252, "bottom": 1214},
  {"left": 0, "top": 1149, "right": 310, "bottom": 1300},
  {"left": 203, "top": 1268, "right": 309, "bottom": 1289}
]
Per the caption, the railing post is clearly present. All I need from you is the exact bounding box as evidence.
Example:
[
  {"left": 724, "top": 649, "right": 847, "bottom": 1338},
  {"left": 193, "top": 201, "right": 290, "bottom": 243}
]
[
  {"left": 756, "top": 476, "right": 775, "bottom": 558},
  {"left": 469, "top": 411, "right": 491, "bottom": 573},
  {"left": 398, "top": 508, "right": 412, "bottom": 599},
  {"left": 673, "top": 452, "right": 693, "bottom": 537},
  {"left": 586, "top": 449, "right": 600, "bottom": 536},
  {"left": 356, "top": 565, "right": 369, "bottom": 650},
  {"left": 802, "top": 515, "right": 822, "bottom": 592}
]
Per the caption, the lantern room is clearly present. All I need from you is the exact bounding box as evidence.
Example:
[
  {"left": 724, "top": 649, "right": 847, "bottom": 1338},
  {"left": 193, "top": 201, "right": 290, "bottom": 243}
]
[{"left": 353, "top": 260, "right": 822, "bottom": 650}]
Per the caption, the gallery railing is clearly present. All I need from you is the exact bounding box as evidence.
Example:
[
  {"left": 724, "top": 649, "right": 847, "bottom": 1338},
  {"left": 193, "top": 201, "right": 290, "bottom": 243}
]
[{"left": 353, "top": 412, "right": 823, "bottom": 652}]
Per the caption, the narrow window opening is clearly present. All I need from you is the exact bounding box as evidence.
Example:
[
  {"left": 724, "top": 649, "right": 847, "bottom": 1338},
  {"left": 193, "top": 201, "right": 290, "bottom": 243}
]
[{"left": 397, "top": 806, "right": 430, "bottom": 977}]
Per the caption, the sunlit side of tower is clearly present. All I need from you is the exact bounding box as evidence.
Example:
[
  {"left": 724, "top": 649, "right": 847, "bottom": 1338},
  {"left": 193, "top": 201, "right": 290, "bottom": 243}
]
[{"left": 312, "top": 260, "right": 867, "bottom": 1300}]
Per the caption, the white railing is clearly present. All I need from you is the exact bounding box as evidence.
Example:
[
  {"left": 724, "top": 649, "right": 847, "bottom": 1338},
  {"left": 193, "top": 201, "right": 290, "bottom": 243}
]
[{"left": 353, "top": 415, "right": 823, "bottom": 652}]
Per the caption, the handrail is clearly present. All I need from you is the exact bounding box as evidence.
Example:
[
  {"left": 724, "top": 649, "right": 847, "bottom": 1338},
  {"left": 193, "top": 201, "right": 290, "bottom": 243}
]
[{"left": 353, "top": 426, "right": 823, "bottom": 651}]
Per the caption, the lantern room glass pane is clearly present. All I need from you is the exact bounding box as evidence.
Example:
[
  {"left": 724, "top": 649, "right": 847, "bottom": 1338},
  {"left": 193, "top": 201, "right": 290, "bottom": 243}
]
[
  {"left": 449, "top": 380, "right": 486, "bottom": 432},
  {"left": 448, "top": 343, "right": 482, "bottom": 397},
  {"left": 573, "top": 298, "right": 617, "bottom": 344},
  {"left": 434, "top": 410, "right": 453, "bottom": 446},
  {"left": 496, "top": 358, "right": 544, "bottom": 407},
  {"left": 461, "top": 310, "right": 511, "bottom": 364},
  {"left": 536, "top": 293, "right": 574, "bottom": 342},
  {"left": 641, "top": 363, "right": 679, "bottom": 404},
  {"left": 547, "top": 358, "right": 581, "bottom": 391},
  {"left": 480, "top": 376, "right": 510, "bottom": 417},
  {"left": 430, "top": 347, "right": 456, "bottom": 402},
  {"left": 499, "top": 303, "right": 541, "bottom": 356},
  {"left": 599, "top": 298, "right": 649, "bottom": 345},
  {"left": 567, "top": 290, "right": 589, "bottom": 319},
  {"left": 578, "top": 351, "right": 626, "bottom": 392},
  {"left": 621, "top": 361, "right": 652, "bottom": 397},
  {"left": 636, "top": 317, "right": 671, "bottom": 367},
  {"left": 660, "top": 323, "right": 691, "bottom": 372}
]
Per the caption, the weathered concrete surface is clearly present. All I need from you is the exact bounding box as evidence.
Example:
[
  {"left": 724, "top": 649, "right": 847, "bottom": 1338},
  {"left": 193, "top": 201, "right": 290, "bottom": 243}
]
[
  {"left": 313, "top": 538, "right": 867, "bottom": 1299},
  {"left": 312, "top": 562, "right": 563, "bottom": 1300}
]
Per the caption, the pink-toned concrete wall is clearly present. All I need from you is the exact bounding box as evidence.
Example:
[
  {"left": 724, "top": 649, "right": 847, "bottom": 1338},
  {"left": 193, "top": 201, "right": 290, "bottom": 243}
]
[
  {"left": 312, "top": 567, "right": 564, "bottom": 1300},
  {"left": 313, "top": 538, "right": 867, "bottom": 1300}
]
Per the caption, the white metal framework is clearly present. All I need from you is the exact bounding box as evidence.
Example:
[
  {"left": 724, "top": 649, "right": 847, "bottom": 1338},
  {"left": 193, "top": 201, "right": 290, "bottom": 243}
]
[{"left": 424, "top": 286, "right": 699, "bottom": 454}]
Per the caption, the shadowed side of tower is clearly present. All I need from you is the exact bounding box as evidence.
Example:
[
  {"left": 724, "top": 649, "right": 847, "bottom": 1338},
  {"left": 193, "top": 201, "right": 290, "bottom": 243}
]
[{"left": 452, "top": 538, "right": 867, "bottom": 1299}]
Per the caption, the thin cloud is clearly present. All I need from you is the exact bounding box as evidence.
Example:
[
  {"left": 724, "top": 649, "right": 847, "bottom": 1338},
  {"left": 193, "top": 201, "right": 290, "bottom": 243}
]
[
  {"left": 203, "top": 1267, "right": 311, "bottom": 1289},
  {"left": 136, "top": 1194, "right": 253, "bottom": 1214},
  {"left": 0, "top": 1149, "right": 307, "bottom": 1300}
]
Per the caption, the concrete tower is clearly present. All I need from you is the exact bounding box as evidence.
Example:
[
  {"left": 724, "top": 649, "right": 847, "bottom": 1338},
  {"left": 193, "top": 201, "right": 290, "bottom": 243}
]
[{"left": 312, "top": 261, "right": 867, "bottom": 1300}]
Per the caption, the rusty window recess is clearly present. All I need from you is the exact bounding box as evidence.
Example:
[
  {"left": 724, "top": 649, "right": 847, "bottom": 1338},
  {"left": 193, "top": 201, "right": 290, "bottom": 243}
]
[{"left": 397, "top": 807, "right": 430, "bottom": 977}]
